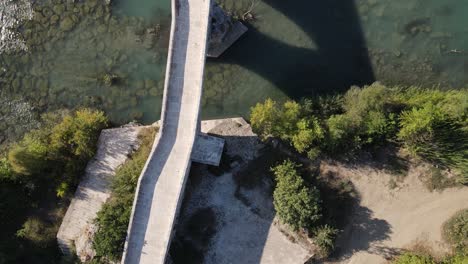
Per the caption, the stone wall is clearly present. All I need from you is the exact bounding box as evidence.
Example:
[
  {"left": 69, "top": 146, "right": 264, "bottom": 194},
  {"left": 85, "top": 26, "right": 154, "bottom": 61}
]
[{"left": 56, "top": 124, "right": 150, "bottom": 262}]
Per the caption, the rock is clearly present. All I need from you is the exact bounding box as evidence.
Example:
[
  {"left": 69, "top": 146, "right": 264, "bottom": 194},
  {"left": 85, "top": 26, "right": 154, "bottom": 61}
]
[
  {"left": 393, "top": 50, "right": 402, "bottom": 57},
  {"left": 145, "top": 79, "right": 156, "bottom": 89},
  {"left": 130, "top": 97, "right": 138, "bottom": 107},
  {"left": 53, "top": 4, "right": 65, "bottom": 15},
  {"left": 60, "top": 17, "right": 75, "bottom": 31},
  {"left": 131, "top": 111, "right": 143, "bottom": 120},
  {"left": 136, "top": 89, "right": 148, "bottom": 97},
  {"left": 149, "top": 87, "right": 159, "bottom": 97},
  {"left": 50, "top": 14, "right": 60, "bottom": 25}
]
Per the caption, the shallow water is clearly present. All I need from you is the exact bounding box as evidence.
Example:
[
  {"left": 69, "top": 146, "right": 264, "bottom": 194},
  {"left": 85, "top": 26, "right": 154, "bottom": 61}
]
[{"left": 0, "top": 0, "right": 467, "bottom": 145}]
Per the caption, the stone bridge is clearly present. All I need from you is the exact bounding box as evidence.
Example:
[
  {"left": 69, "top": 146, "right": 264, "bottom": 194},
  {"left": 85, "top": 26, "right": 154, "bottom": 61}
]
[{"left": 122, "top": 0, "right": 222, "bottom": 263}]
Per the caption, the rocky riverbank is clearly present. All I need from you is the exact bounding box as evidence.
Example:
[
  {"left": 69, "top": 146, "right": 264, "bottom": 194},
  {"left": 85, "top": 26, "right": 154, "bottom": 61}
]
[{"left": 0, "top": 0, "right": 33, "bottom": 53}]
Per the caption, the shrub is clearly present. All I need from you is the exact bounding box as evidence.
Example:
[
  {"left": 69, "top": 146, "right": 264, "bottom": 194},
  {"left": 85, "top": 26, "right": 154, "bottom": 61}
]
[
  {"left": 443, "top": 253, "right": 468, "bottom": 264},
  {"left": 393, "top": 252, "right": 436, "bottom": 264},
  {"left": 51, "top": 108, "right": 107, "bottom": 160},
  {"left": 8, "top": 133, "right": 49, "bottom": 176},
  {"left": 442, "top": 209, "right": 468, "bottom": 252},
  {"left": 7, "top": 108, "right": 107, "bottom": 183},
  {"left": 93, "top": 198, "right": 132, "bottom": 261},
  {"left": 0, "top": 158, "right": 14, "bottom": 181},
  {"left": 313, "top": 225, "right": 339, "bottom": 257},
  {"left": 250, "top": 86, "right": 467, "bottom": 182},
  {"left": 16, "top": 217, "right": 55, "bottom": 247},
  {"left": 93, "top": 127, "right": 156, "bottom": 261},
  {"left": 272, "top": 160, "right": 322, "bottom": 231}
]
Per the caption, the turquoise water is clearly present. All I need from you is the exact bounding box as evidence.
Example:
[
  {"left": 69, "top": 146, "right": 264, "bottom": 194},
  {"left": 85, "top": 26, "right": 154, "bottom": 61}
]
[{"left": 1, "top": 0, "right": 467, "bottom": 144}]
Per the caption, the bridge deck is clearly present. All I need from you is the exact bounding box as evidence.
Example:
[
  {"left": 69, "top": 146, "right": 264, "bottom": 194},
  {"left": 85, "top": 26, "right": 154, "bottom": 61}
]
[{"left": 122, "top": 0, "right": 212, "bottom": 263}]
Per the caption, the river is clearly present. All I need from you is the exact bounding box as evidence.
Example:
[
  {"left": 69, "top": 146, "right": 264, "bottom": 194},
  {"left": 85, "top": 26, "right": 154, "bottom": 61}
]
[{"left": 0, "top": 0, "right": 466, "bottom": 145}]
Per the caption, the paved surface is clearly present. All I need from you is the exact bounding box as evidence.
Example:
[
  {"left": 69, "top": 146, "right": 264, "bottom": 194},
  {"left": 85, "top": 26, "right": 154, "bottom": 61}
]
[{"left": 122, "top": 0, "right": 212, "bottom": 263}]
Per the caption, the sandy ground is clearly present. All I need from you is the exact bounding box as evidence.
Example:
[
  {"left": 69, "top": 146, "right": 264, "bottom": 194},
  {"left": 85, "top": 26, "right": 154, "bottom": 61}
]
[
  {"left": 171, "top": 118, "right": 311, "bottom": 264},
  {"left": 174, "top": 119, "right": 467, "bottom": 264},
  {"left": 324, "top": 162, "right": 468, "bottom": 264}
]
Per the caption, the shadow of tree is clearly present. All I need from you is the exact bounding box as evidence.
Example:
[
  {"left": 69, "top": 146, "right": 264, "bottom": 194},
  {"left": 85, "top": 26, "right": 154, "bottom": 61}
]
[{"left": 331, "top": 203, "right": 394, "bottom": 261}]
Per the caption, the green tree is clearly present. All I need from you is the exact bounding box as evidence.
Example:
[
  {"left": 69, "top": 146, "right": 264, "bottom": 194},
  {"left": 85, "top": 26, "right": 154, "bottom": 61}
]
[
  {"left": 250, "top": 99, "right": 280, "bottom": 139},
  {"left": 272, "top": 160, "right": 322, "bottom": 231},
  {"left": 291, "top": 118, "right": 324, "bottom": 153}
]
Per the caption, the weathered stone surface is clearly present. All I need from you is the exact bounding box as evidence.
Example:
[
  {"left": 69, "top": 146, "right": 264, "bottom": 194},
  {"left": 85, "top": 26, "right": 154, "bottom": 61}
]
[
  {"left": 56, "top": 125, "right": 149, "bottom": 261},
  {"left": 0, "top": 0, "right": 33, "bottom": 53}
]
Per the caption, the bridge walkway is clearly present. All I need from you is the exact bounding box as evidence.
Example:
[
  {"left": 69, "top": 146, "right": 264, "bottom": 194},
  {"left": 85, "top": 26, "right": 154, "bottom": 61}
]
[{"left": 122, "top": 0, "right": 212, "bottom": 263}]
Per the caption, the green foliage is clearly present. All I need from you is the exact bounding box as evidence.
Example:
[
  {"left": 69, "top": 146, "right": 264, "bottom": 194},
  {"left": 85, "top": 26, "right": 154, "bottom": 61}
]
[
  {"left": 16, "top": 217, "right": 56, "bottom": 247},
  {"left": 325, "top": 83, "right": 399, "bottom": 151},
  {"left": 250, "top": 84, "right": 467, "bottom": 184},
  {"left": 0, "top": 157, "right": 14, "bottom": 181},
  {"left": 51, "top": 108, "right": 107, "bottom": 160},
  {"left": 442, "top": 209, "right": 468, "bottom": 253},
  {"left": 250, "top": 99, "right": 324, "bottom": 154},
  {"left": 0, "top": 108, "right": 107, "bottom": 263},
  {"left": 313, "top": 225, "right": 339, "bottom": 257},
  {"left": 250, "top": 98, "right": 279, "bottom": 140},
  {"left": 7, "top": 108, "right": 107, "bottom": 192},
  {"left": 8, "top": 132, "right": 49, "bottom": 176},
  {"left": 271, "top": 160, "right": 322, "bottom": 231},
  {"left": 93, "top": 127, "right": 156, "bottom": 261},
  {"left": 442, "top": 253, "right": 468, "bottom": 264},
  {"left": 393, "top": 253, "right": 436, "bottom": 264},
  {"left": 291, "top": 118, "right": 324, "bottom": 153},
  {"left": 93, "top": 198, "right": 132, "bottom": 262},
  {"left": 398, "top": 103, "right": 444, "bottom": 150}
]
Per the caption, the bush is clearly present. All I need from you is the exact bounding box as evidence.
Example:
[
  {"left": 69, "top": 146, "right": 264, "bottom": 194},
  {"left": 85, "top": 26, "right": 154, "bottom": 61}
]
[
  {"left": 0, "top": 158, "right": 14, "bottom": 181},
  {"left": 271, "top": 160, "right": 322, "bottom": 231},
  {"left": 250, "top": 85, "right": 468, "bottom": 184},
  {"left": 51, "top": 108, "right": 107, "bottom": 160},
  {"left": 93, "top": 127, "right": 156, "bottom": 261},
  {"left": 393, "top": 253, "right": 436, "bottom": 264},
  {"left": 442, "top": 209, "right": 468, "bottom": 252},
  {"left": 10, "top": 109, "right": 107, "bottom": 195},
  {"left": 443, "top": 253, "right": 468, "bottom": 264},
  {"left": 8, "top": 133, "right": 49, "bottom": 176},
  {"left": 16, "top": 217, "right": 56, "bottom": 247},
  {"left": 313, "top": 225, "right": 339, "bottom": 257}
]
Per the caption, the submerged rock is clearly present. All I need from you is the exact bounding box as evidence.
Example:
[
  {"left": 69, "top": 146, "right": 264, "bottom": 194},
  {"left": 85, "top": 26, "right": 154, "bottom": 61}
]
[{"left": 60, "top": 16, "right": 75, "bottom": 31}]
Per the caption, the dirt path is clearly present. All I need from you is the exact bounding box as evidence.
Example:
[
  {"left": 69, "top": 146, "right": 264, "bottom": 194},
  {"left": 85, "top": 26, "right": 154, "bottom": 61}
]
[{"left": 323, "top": 162, "right": 468, "bottom": 264}]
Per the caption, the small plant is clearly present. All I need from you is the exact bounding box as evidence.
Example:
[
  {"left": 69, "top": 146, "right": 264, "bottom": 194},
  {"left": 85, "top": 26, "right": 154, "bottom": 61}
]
[
  {"left": 16, "top": 217, "right": 55, "bottom": 247},
  {"left": 101, "top": 73, "right": 119, "bottom": 86},
  {"left": 393, "top": 252, "right": 435, "bottom": 264},
  {"left": 442, "top": 209, "right": 468, "bottom": 253},
  {"left": 313, "top": 225, "right": 339, "bottom": 258}
]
